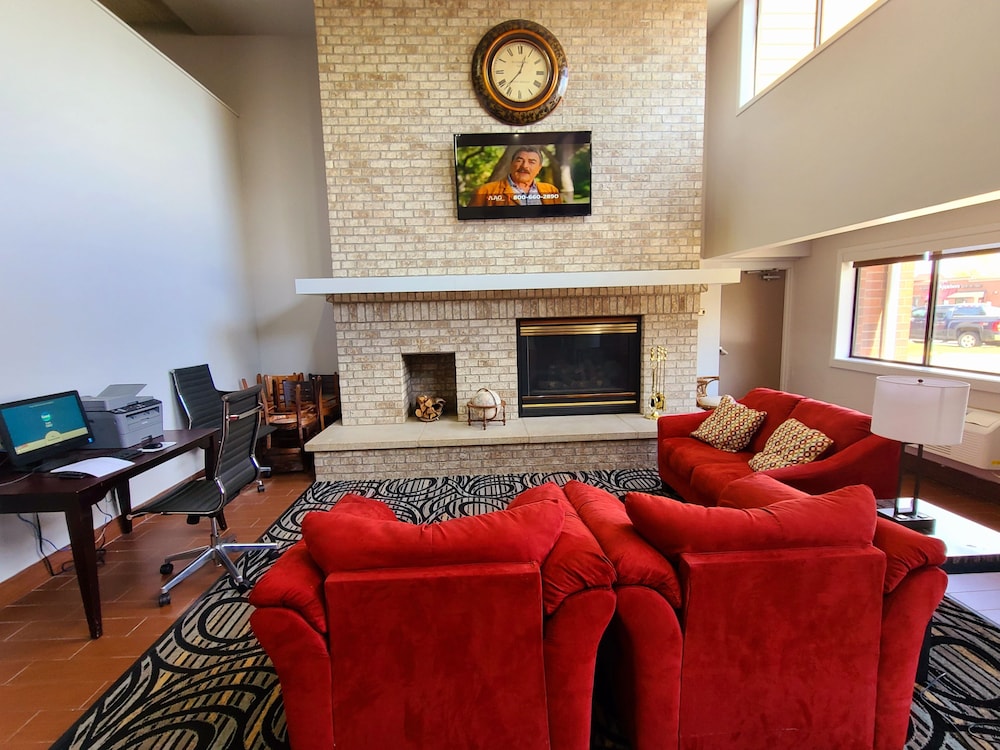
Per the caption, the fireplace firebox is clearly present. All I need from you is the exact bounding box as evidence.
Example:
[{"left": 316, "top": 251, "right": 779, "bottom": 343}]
[{"left": 516, "top": 316, "right": 641, "bottom": 417}]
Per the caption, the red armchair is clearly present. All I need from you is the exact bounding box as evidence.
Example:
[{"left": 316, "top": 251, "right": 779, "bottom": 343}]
[
  {"left": 657, "top": 387, "right": 901, "bottom": 505},
  {"left": 564, "top": 475, "right": 947, "bottom": 750},
  {"left": 249, "top": 483, "right": 616, "bottom": 750}
]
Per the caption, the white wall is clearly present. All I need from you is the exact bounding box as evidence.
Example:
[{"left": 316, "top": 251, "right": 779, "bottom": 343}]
[
  {"left": 143, "top": 32, "right": 338, "bottom": 376},
  {"left": 705, "top": 0, "right": 1000, "bottom": 483},
  {"left": 705, "top": 0, "right": 1000, "bottom": 257},
  {"left": 0, "top": 1, "right": 260, "bottom": 583}
]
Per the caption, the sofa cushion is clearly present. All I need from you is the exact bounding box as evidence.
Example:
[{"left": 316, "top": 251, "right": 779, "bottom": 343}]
[
  {"left": 748, "top": 417, "right": 833, "bottom": 471},
  {"left": 507, "top": 483, "right": 616, "bottom": 615},
  {"left": 302, "top": 497, "right": 564, "bottom": 573},
  {"left": 688, "top": 461, "right": 755, "bottom": 504},
  {"left": 786, "top": 397, "right": 873, "bottom": 451},
  {"left": 738, "top": 388, "right": 803, "bottom": 453},
  {"left": 690, "top": 394, "right": 767, "bottom": 452},
  {"left": 717, "top": 472, "right": 809, "bottom": 509},
  {"left": 625, "top": 485, "right": 876, "bottom": 557}
]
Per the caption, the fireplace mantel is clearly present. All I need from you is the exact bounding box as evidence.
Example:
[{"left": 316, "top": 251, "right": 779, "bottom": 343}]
[{"left": 295, "top": 268, "right": 740, "bottom": 296}]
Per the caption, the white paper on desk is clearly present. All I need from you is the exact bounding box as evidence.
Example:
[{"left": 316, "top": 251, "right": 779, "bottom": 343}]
[{"left": 51, "top": 457, "right": 134, "bottom": 477}]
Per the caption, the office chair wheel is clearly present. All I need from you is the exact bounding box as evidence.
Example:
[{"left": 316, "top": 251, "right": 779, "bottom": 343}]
[
  {"left": 160, "top": 562, "right": 174, "bottom": 575},
  {"left": 234, "top": 580, "right": 249, "bottom": 594},
  {"left": 267, "top": 548, "right": 281, "bottom": 561},
  {"left": 257, "top": 483, "right": 265, "bottom": 493},
  {"left": 158, "top": 592, "right": 171, "bottom": 607}
]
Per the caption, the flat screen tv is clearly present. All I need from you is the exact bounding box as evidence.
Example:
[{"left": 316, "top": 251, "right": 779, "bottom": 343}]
[
  {"left": 454, "top": 130, "right": 591, "bottom": 220},
  {"left": 0, "top": 390, "right": 94, "bottom": 471}
]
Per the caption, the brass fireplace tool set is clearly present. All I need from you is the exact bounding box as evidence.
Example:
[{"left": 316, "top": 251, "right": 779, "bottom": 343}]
[{"left": 646, "top": 345, "right": 667, "bottom": 420}]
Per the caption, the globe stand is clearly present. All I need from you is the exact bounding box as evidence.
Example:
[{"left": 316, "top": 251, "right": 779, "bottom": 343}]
[{"left": 467, "top": 390, "right": 507, "bottom": 430}]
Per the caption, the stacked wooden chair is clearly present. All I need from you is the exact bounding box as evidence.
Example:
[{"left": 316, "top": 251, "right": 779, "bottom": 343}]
[{"left": 242, "top": 373, "right": 321, "bottom": 472}]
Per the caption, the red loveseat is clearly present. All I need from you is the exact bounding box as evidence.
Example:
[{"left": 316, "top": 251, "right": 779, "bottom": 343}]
[
  {"left": 563, "top": 475, "right": 947, "bottom": 750},
  {"left": 248, "top": 483, "right": 616, "bottom": 750},
  {"left": 657, "top": 387, "right": 901, "bottom": 505}
]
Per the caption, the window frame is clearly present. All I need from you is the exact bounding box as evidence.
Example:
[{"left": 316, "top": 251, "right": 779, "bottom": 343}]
[
  {"left": 740, "top": 0, "right": 887, "bottom": 107},
  {"left": 833, "top": 237, "right": 1000, "bottom": 395}
]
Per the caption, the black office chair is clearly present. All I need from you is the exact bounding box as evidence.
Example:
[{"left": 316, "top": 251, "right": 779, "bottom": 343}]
[
  {"left": 170, "top": 364, "right": 226, "bottom": 429},
  {"left": 128, "top": 385, "right": 279, "bottom": 606},
  {"left": 171, "top": 363, "right": 273, "bottom": 487}
]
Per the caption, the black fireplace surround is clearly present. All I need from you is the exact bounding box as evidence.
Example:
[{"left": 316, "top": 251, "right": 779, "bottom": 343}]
[{"left": 516, "top": 316, "right": 642, "bottom": 417}]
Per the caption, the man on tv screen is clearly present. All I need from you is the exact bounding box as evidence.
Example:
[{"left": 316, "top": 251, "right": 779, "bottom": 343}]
[{"left": 468, "top": 146, "right": 562, "bottom": 207}]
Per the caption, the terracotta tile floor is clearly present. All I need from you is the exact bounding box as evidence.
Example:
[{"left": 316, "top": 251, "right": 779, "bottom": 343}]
[
  {"left": 0, "top": 469, "right": 997, "bottom": 748},
  {"left": 0, "top": 471, "right": 312, "bottom": 749}
]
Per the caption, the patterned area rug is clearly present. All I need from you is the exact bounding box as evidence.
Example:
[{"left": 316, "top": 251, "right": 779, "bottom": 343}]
[{"left": 52, "top": 470, "right": 1000, "bottom": 750}]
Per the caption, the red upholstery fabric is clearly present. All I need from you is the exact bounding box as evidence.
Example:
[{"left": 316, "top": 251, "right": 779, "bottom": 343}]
[
  {"left": 562, "top": 480, "right": 681, "bottom": 607},
  {"left": 326, "top": 563, "right": 550, "bottom": 750},
  {"left": 737, "top": 387, "right": 801, "bottom": 453},
  {"left": 568, "top": 473, "right": 947, "bottom": 750},
  {"left": 656, "top": 388, "right": 901, "bottom": 504},
  {"left": 625, "top": 485, "right": 876, "bottom": 557},
  {"left": 250, "top": 484, "right": 617, "bottom": 750},
  {"left": 507, "top": 482, "right": 616, "bottom": 615},
  {"left": 676, "top": 546, "right": 885, "bottom": 749},
  {"left": 874, "top": 516, "right": 947, "bottom": 593},
  {"left": 302, "top": 498, "right": 564, "bottom": 572}
]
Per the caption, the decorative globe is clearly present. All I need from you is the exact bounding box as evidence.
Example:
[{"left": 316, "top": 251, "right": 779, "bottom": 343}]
[{"left": 470, "top": 388, "right": 501, "bottom": 420}]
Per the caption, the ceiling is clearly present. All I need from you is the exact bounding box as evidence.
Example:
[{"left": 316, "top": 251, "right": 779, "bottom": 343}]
[{"left": 99, "top": 0, "right": 738, "bottom": 37}]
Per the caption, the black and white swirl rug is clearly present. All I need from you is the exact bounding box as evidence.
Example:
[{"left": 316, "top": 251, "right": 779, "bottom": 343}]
[{"left": 52, "top": 470, "right": 1000, "bottom": 750}]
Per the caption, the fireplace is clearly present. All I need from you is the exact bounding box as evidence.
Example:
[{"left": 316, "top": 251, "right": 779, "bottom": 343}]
[{"left": 516, "top": 316, "right": 642, "bottom": 417}]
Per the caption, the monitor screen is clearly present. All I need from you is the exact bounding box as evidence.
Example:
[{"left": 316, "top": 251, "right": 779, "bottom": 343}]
[
  {"left": 454, "top": 130, "right": 592, "bottom": 220},
  {"left": 0, "top": 391, "right": 94, "bottom": 471}
]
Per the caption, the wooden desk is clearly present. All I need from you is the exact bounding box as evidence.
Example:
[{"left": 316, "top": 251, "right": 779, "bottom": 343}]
[{"left": 0, "top": 428, "right": 217, "bottom": 638}]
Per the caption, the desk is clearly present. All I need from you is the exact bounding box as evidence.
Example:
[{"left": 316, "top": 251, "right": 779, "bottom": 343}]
[{"left": 0, "top": 429, "right": 217, "bottom": 638}]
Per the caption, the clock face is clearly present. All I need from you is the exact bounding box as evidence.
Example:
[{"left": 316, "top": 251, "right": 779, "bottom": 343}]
[
  {"left": 471, "top": 20, "right": 568, "bottom": 126},
  {"left": 489, "top": 40, "right": 552, "bottom": 104}
]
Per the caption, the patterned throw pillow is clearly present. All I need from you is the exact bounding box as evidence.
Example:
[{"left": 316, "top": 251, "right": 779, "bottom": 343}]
[
  {"left": 690, "top": 394, "right": 767, "bottom": 452},
  {"left": 748, "top": 417, "right": 833, "bottom": 471}
]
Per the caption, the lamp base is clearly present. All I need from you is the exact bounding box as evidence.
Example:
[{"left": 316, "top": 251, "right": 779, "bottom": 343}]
[{"left": 877, "top": 504, "right": 936, "bottom": 534}]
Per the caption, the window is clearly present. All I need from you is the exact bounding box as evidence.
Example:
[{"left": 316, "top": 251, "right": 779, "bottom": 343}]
[
  {"left": 750, "top": 0, "right": 878, "bottom": 97},
  {"left": 850, "top": 248, "right": 1000, "bottom": 376}
]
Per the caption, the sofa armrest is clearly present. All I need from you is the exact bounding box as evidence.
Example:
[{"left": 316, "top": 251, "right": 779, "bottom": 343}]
[
  {"left": 249, "top": 606, "right": 336, "bottom": 750},
  {"left": 248, "top": 541, "right": 327, "bottom": 634},
  {"left": 872, "top": 516, "right": 946, "bottom": 593},
  {"left": 657, "top": 410, "right": 710, "bottom": 439},
  {"left": 758, "top": 434, "right": 900, "bottom": 499}
]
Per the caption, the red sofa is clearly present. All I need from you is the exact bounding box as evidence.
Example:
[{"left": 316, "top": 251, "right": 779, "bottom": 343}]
[
  {"left": 657, "top": 387, "right": 901, "bottom": 505},
  {"left": 563, "top": 475, "right": 947, "bottom": 750},
  {"left": 248, "top": 483, "right": 616, "bottom": 750}
]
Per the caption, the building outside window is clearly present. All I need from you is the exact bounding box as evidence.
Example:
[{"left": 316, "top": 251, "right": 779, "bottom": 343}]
[{"left": 851, "top": 248, "right": 1000, "bottom": 377}]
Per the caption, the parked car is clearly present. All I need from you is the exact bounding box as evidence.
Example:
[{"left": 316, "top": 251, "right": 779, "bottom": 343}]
[{"left": 910, "top": 304, "right": 1000, "bottom": 347}]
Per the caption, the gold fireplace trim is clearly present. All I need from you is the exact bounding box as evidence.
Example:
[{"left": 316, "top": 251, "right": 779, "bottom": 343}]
[{"left": 519, "top": 320, "right": 639, "bottom": 337}]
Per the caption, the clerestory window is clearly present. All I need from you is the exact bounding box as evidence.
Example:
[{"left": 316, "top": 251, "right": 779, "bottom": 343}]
[{"left": 746, "top": 0, "right": 879, "bottom": 101}]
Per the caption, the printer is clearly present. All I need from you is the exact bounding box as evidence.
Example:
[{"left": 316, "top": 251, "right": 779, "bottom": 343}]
[{"left": 82, "top": 384, "right": 163, "bottom": 449}]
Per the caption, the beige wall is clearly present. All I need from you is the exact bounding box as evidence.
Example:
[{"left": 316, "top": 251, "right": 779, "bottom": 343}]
[
  {"left": 705, "top": 0, "right": 1000, "bottom": 257},
  {"left": 313, "top": 0, "right": 707, "bottom": 278}
]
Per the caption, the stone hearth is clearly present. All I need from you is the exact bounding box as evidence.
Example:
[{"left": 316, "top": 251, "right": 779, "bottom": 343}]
[{"left": 308, "top": 413, "right": 657, "bottom": 482}]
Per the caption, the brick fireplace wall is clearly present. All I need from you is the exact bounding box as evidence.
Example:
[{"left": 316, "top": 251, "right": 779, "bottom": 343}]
[
  {"left": 334, "top": 286, "right": 699, "bottom": 425},
  {"left": 312, "top": 0, "right": 707, "bottom": 424}
]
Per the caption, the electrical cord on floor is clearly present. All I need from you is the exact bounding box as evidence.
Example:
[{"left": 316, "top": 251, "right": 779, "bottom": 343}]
[{"left": 16, "top": 513, "right": 60, "bottom": 576}]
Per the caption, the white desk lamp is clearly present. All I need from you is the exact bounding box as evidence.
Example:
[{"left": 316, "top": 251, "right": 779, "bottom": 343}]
[{"left": 870, "top": 376, "right": 970, "bottom": 533}]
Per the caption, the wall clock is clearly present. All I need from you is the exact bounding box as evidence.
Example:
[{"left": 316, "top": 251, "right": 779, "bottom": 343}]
[{"left": 471, "top": 20, "right": 569, "bottom": 126}]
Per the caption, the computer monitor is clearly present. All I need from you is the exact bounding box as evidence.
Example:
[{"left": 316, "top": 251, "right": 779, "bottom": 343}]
[{"left": 0, "top": 391, "right": 95, "bottom": 471}]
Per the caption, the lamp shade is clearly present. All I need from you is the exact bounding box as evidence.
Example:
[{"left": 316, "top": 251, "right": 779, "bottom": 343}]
[{"left": 870, "top": 376, "right": 970, "bottom": 446}]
